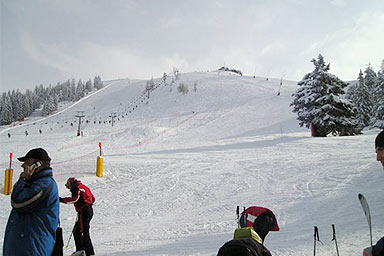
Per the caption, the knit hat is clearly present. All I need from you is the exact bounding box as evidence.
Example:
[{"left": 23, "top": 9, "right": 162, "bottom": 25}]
[{"left": 376, "top": 130, "right": 384, "bottom": 148}]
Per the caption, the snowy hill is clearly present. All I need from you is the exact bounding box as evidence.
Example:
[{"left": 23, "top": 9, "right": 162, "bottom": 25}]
[{"left": 0, "top": 71, "right": 383, "bottom": 256}]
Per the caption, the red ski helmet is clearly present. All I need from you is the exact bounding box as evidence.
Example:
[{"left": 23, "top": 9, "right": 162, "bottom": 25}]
[
  {"left": 239, "top": 206, "right": 279, "bottom": 232},
  {"left": 65, "top": 177, "right": 78, "bottom": 189}
]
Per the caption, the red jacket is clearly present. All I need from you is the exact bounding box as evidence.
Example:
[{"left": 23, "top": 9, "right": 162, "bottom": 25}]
[{"left": 60, "top": 181, "right": 95, "bottom": 212}]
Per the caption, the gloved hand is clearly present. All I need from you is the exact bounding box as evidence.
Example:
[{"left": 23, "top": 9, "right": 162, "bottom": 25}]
[
  {"left": 363, "top": 247, "right": 373, "bottom": 256},
  {"left": 59, "top": 197, "right": 64, "bottom": 203}
]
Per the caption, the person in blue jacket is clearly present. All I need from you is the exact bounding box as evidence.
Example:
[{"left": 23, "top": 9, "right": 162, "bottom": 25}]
[
  {"left": 363, "top": 130, "right": 384, "bottom": 256},
  {"left": 3, "top": 148, "right": 59, "bottom": 256}
]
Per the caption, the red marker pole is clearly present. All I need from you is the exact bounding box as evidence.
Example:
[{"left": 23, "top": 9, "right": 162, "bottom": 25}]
[
  {"left": 9, "top": 153, "right": 13, "bottom": 169},
  {"left": 96, "top": 142, "right": 103, "bottom": 177}
]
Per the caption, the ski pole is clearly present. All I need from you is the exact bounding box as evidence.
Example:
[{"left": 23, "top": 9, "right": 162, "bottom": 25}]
[
  {"left": 65, "top": 230, "right": 73, "bottom": 249},
  {"left": 65, "top": 222, "right": 77, "bottom": 249},
  {"left": 314, "top": 226, "right": 322, "bottom": 256},
  {"left": 244, "top": 207, "right": 248, "bottom": 226},
  {"left": 236, "top": 206, "right": 240, "bottom": 228},
  {"left": 332, "top": 224, "right": 340, "bottom": 256},
  {"left": 314, "top": 226, "right": 317, "bottom": 256}
]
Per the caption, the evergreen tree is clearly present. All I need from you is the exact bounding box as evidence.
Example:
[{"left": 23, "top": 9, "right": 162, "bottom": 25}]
[
  {"left": 173, "top": 67, "right": 180, "bottom": 80},
  {"left": 0, "top": 96, "right": 4, "bottom": 125},
  {"left": 177, "top": 83, "right": 189, "bottom": 94},
  {"left": 0, "top": 92, "right": 14, "bottom": 125},
  {"left": 42, "top": 89, "right": 58, "bottom": 116},
  {"left": 291, "top": 54, "right": 361, "bottom": 137},
  {"left": 94, "top": 76, "right": 103, "bottom": 90},
  {"left": 348, "top": 70, "right": 373, "bottom": 127},
  {"left": 372, "top": 60, "right": 384, "bottom": 128},
  {"left": 62, "top": 80, "right": 71, "bottom": 101},
  {"left": 20, "top": 93, "right": 30, "bottom": 119},
  {"left": 10, "top": 90, "right": 20, "bottom": 121},
  {"left": 76, "top": 80, "right": 85, "bottom": 100},
  {"left": 0, "top": 75, "right": 101, "bottom": 126},
  {"left": 85, "top": 79, "right": 93, "bottom": 93},
  {"left": 146, "top": 77, "right": 155, "bottom": 91},
  {"left": 25, "top": 89, "right": 35, "bottom": 116},
  {"left": 364, "top": 64, "right": 377, "bottom": 92},
  {"left": 70, "top": 79, "right": 76, "bottom": 101}
]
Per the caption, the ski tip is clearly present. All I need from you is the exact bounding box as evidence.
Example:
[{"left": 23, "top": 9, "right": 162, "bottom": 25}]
[{"left": 358, "top": 193, "right": 363, "bottom": 199}]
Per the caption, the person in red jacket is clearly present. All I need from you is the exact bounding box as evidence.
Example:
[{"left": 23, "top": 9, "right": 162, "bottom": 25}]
[{"left": 60, "top": 178, "right": 95, "bottom": 256}]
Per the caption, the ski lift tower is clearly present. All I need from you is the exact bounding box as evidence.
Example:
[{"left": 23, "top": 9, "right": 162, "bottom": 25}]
[
  {"left": 109, "top": 112, "right": 117, "bottom": 127},
  {"left": 75, "top": 111, "right": 85, "bottom": 136}
]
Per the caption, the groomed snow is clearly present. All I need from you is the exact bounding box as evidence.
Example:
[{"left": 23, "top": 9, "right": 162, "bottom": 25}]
[{"left": 1, "top": 71, "right": 383, "bottom": 255}]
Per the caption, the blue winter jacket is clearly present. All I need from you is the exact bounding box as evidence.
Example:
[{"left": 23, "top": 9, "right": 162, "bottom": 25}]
[{"left": 3, "top": 168, "right": 59, "bottom": 256}]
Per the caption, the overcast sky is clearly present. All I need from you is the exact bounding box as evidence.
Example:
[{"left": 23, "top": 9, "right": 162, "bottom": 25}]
[{"left": 1, "top": 0, "right": 383, "bottom": 93}]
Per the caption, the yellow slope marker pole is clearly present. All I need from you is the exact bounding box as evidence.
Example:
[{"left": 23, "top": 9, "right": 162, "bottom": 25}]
[
  {"left": 4, "top": 153, "right": 14, "bottom": 195},
  {"left": 96, "top": 142, "right": 103, "bottom": 178}
]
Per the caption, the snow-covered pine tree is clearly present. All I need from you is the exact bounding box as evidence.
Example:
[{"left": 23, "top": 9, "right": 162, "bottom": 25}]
[
  {"left": 146, "top": 77, "right": 155, "bottom": 91},
  {"left": 177, "top": 83, "right": 189, "bottom": 94},
  {"left": 69, "top": 79, "right": 76, "bottom": 101},
  {"left": 94, "top": 76, "right": 103, "bottom": 90},
  {"left": 76, "top": 80, "right": 85, "bottom": 99},
  {"left": 42, "top": 92, "right": 57, "bottom": 116},
  {"left": 10, "top": 90, "right": 23, "bottom": 121},
  {"left": 60, "top": 80, "right": 70, "bottom": 101},
  {"left": 0, "top": 95, "right": 4, "bottom": 125},
  {"left": 347, "top": 70, "right": 373, "bottom": 127},
  {"left": 85, "top": 79, "right": 93, "bottom": 93},
  {"left": 291, "top": 54, "right": 361, "bottom": 137},
  {"left": 19, "top": 92, "right": 31, "bottom": 120},
  {"left": 0, "top": 92, "right": 14, "bottom": 125},
  {"left": 25, "top": 89, "right": 35, "bottom": 117},
  {"left": 371, "top": 60, "right": 384, "bottom": 129},
  {"left": 364, "top": 64, "right": 377, "bottom": 92},
  {"left": 145, "top": 77, "right": 155, "bottom": 98},
  {"left": 173, "top": 67, "right": 180, "bottom": 80}
]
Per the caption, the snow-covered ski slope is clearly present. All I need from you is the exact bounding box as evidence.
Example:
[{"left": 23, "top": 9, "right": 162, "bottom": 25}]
[{"left": 0, "top": 71, "right": 383, "bottom": 255}]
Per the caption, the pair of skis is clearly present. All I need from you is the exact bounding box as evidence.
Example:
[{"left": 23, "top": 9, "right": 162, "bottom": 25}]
[
  {"left": 359, "top": 193, "right": 374, "bottom": 255},
  {"left": 314, "top": 193, "right": 373, "bottom": 256}
]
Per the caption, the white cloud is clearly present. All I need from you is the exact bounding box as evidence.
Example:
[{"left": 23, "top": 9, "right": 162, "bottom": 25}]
[
  {"left": 299, "top": 11, "right": 384, "bottom": 79},
  {"left": 21, "top": 33, "right": 190, "bottom": 81},
  {"left": 330, "top": 11, "right": 384, "bottom": 73},
  {"left": 330, "top": 0, "right": 347, "bottom": 7},
  {"left": 21, "top": 33, "right": 82, "bottom": 73},
  {"left": 6, "top": 1, "right": 383, "bottom": 93}
]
